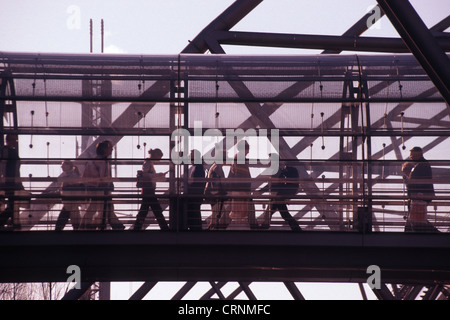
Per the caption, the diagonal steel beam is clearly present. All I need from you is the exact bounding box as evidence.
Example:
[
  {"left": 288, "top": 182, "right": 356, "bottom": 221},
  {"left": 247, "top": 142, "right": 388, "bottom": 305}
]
[
  {"left": 284, "top": 281, "right": 305, "bottom": 300},
  {"left": 372, "top": 283, "right": 396, "bottom": 300},
  {"left": 322, "top": 4, "right": 385, "bottom": 54},
  {"left": 21, "top": 80, "right": 170, "bottom": 230},
  {"left": 61, "top": 281, "right": 95, "bottom": 300},
  {"left": 377, "top": 0, "right": 450, "bottom": 105},
  {"left": 199, "top": 282, "right": 227, "bottom": 300},
  {"left": 238, "top": 281, "right": 257, "bottom": 300},
  {"left": 202, "top": 45, "right": 345, "bottom": 224},
  {"left": 129, "top": 281, "right": 158, "bottom": 300},
  {"left": 171, "top": 281, "right": 197, "bottom": 300},
  {"left": 24, "top": 1, "right": 262, "bottom": 230},
  {"left": 182, "top": 0, "right": 263, "bottom": 54},
  {"left": 208, "top": 281, "right": 227, "bottom": 300},
  {"left": 430, "top": 15, "right": 450, "bottom": 33},
  {"left": 290, "top": 87, "right": 448, "bottom": 228}
]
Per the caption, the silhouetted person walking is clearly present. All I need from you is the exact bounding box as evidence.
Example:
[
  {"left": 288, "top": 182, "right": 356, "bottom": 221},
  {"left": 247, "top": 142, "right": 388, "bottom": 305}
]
[
  {"left": 227, "top": 141, "right": 256, "bottom": 229},
  {"left": 402, "top": 146, "right": 437, "bottom": 232},
  {"left": 133, "top": 148, "right": 169, "bottom": 230},
  {"left": 204, "top": 144, "right": 228, "bottom": 230},
  {"left": 81, "top": 140, "right": 124, "bottom": 230},
  {"left": 265, "top": 158, "right": 301, "bottom": 231},
  {"left": 186, "top": 149, "right": 206, "bottom": 230},
  {"left": 55, "top": 160, "right": 83, "bottom": 231},
  {"left": 0, "top": 134, "right": 24, "bottom": 230}
]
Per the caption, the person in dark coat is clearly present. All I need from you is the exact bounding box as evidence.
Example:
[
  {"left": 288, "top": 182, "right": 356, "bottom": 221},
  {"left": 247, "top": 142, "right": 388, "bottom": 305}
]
[
  {"left": 55, "top": 160, "right": 83, "bottom": 231},
  {"left": 401, "top": 146, "right": 437, "bottom": 232},
  {"left": 133, "top": 148, "right": 169, "bottom": 231},
  {"left": 0, "top": 134, "right": 24, "bottom": 229},
  {"left": 186, "top": 149, "right": 206, "bottom": 230},
  {"left": 266, "top": 158, "right": 302, "bottom": 231}
]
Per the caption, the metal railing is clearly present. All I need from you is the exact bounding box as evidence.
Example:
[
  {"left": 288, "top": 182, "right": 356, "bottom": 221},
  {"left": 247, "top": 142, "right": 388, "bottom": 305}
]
[{"left": 1, "top": 160, "right": 449, "bottom": 233}]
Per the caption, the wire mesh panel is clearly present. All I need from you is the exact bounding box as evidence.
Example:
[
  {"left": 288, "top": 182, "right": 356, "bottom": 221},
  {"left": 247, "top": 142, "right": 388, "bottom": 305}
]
[{"left": 0, "top": 52, "right": 448, "bottom": 232}]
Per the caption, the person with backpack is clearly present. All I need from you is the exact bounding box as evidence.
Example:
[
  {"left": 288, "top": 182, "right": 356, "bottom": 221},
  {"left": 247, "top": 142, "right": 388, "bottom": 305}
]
[{"left": 265, "top": 157, "right": 302, "bottom": 231}]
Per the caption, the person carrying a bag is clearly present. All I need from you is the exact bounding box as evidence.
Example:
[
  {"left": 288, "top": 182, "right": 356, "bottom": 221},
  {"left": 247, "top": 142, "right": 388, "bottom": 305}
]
[{"left": 133, "top": 148, "right": 169, "bottom": 230}]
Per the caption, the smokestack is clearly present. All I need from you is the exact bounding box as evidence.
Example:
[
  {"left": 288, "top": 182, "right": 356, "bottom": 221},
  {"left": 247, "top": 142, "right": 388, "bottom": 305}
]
[
  {"left": 101, "top": 19, "right": 104, "bottom": 53},
  {"left": 89, "top": 19, "right": 93, "bottom": 53}
]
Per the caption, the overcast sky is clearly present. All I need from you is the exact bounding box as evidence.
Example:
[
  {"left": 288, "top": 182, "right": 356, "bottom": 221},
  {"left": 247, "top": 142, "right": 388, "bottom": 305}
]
[{"left": 1, "top": 0, "right": 449, "bottom": 55}]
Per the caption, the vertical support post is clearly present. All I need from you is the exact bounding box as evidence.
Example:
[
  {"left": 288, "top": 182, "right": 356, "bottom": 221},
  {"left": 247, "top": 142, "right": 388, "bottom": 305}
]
[
  {"left": 0, "top": 76, "right": 6, "bottom": 147},
  {"left": 340, "top": 74, "right": 360, "bottom": 229},
  {"left": 0, "top": 75, "right": 18, "bottom": 147},
  {"left": 99, "top": 282, "right": 110, "bottom": 300},
  {"left": 169, "top": 57, "right": 188, "bottom": 231},
  {"left": 81, "top": 79, "right": 112, "bottom": 153}
]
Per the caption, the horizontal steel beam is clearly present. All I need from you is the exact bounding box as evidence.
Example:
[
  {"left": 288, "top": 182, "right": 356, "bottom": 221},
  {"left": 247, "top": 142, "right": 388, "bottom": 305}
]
[
  {"left": 2, "top": 127, "right": 450, "bottom": 137},
  {"left": 215, "top": 31, "right": 450, "bottom": 53},
  {"left": 0, "top": 96, "right": 445, "bottom": 104},
  {"left": 0, "top": 231, "right": 449, "bottom": 284}
]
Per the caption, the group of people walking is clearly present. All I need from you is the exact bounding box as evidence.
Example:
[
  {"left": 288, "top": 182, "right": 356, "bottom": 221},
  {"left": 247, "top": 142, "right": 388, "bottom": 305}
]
[
  {"left": 0, "top": 137, "right": 125, "bottom": 231},
  {"left": 0, "top": 133, "right": 440, "bottom": 232},
  {"left": 136, "top": 141, "right": 302, "bottom": 231},
  {"left": 203, "top": 141, "right": 301, "bottom": 231},
  {"left": 56, "top": 140, "right": 125, "bottom": 231},
  {"left": 0, "top": 135, "right": 302, "bottom": 231}
]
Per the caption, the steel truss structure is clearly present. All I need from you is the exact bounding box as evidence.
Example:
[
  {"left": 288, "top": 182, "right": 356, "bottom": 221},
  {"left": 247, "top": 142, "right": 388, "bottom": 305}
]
[{"left": 1, "top": 0, "right": 450, "bottom": 300}]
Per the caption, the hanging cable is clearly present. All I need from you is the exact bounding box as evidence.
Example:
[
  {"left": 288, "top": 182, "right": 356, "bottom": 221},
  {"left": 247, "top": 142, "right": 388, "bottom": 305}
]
[
  {"left": 320, "top": 112, "right": 325, "bottom": 150},
  {"left": 136, "top": 111, "right": 143, "bottom": 150},
  {"left": 383, "top": 81, "right": 390, "bottom": 129},
  {"left": 46, "top": 141, "right": 50, "bottom": 178},
  {"left": 139, "top": 56, "right": 146, "bottom": 93},
  {"left": 32, "top": 58, "right": 38, "bottom": 97},
  {"left": 29, "top": 110, "right": 34, "bottom": 148},
  {"left": 317, "top": 61, "right": 325, "bottom": 151},
  {"left": 382, "top": 143, "right": 386, "bottom": 179},
  {"left": 321, "top": 174, "right": 326, "bottom": 219},
  {"left": 215, "top": 79, "right": 220, "bottom": 131},
  {"left": 43, "top": 75, "right": 49, "bottom": 127},
  {"left": 313, "top": 60, "right": 324, "bottom": 131},
  {"left": 310, "top": 81, "right": 315, "bottom": 130},
  {"left": 215, "top": 60, "right": 220, "bottom": 143},
  {"left": 395, "top": 60, "right": 403, "bottom": 100},
  {"left": 400, "top": 111, "right": 406, "bottom": 150}
]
